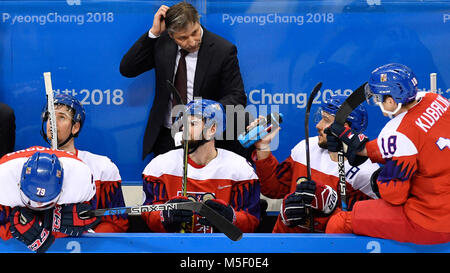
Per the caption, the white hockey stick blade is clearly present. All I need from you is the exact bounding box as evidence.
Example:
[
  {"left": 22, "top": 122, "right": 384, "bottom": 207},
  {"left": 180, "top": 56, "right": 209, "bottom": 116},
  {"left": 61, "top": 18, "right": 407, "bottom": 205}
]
[
  {"left": 43, "top": 72, "right": 58, "bottom": 149},
  {"left": 430, "top": 73, "right": 437, "bottom": 93}
]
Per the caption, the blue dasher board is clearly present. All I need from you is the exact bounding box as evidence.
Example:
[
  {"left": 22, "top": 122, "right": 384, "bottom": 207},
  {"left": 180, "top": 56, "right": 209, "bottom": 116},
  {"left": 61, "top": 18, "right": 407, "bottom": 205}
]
[{"left": 0, "top": 233, "right": 449, "bottom": 253}]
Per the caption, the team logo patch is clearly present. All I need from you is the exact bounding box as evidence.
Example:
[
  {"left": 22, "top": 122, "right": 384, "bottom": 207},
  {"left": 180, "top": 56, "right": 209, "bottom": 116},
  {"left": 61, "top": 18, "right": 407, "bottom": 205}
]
[
  {"left": 358, "top": 133, "right": 367, "bottom": 141},
  {"left": 380, "top": 73, "right": 387, "bottom": 82}
]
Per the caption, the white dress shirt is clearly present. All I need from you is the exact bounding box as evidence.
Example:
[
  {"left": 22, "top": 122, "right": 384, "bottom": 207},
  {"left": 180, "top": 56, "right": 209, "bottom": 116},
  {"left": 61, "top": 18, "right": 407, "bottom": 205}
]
[{"left": 148, "top": 27, "right": 204, "bottom": 128}]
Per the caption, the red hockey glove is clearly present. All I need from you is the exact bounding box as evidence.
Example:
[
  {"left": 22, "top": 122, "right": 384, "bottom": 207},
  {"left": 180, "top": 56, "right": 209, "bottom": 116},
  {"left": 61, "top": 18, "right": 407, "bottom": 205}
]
[
  {"left": 9, "top": 207, "right": 55, "bottom": 253},
  {"left": 52, "top": 203, "right": 100, "bottom": 236}
]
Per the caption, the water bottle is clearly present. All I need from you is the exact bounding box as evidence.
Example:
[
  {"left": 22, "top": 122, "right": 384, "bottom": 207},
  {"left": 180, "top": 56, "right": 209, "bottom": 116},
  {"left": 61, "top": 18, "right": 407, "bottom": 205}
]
[{"left": 238, "top": 112, "right": 283, "bottom": 148}]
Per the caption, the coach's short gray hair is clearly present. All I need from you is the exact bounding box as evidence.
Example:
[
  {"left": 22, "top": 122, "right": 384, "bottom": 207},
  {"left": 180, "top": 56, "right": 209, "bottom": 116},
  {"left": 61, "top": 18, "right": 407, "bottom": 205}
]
[{"left": 165, "top": 2, "right": 200, "bottom": 34}]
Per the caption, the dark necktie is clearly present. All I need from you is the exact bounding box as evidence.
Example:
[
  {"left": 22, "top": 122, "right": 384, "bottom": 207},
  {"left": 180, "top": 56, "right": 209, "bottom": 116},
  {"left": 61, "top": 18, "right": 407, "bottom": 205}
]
[{"left": 173, "top": 49, "right": 189, "bottom": 106}]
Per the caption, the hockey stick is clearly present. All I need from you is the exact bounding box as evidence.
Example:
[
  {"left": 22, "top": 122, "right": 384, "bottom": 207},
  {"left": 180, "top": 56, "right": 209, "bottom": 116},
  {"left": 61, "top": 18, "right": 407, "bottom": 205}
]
[
  {"left": 430, "top": 73, "right": 437, "bottom": 93},
  {"left": 334, "top": 82, "right": 368, "bottom": 211},
  {"left": 43, "top": 72, "right": 58, "bottom": 149},
  {"left": 167, "top": 80, "right": 191, "bottom": 232},
  {"left": 166, "top": 81, "right": 189, "bottom": 195},
  {"left": 303, "top": 81, "right": 323, "bottom": 232},
  {"left": 81, "top": 202, "right": 243, "bottom": 241}
]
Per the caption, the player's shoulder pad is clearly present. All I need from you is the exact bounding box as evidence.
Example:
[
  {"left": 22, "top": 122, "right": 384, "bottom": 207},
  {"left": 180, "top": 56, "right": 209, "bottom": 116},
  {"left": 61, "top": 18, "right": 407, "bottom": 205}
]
[
  {"left": 142, "top": 149, "right": 183, "bottom": 177},
  {"left": 377, "top": 119, "right": 418, "bottom": 159},
  {"left": 216, "top": 149, "right": 258, "bottom": 181},
  {"left": 58, "top": 156, "right": 96, "bottom": 204},
  {"left": 77, "top": 150, "right": 121, "bottom": 182},
  {"left": 290, "top": 136, "right": 320, "bottom": 164}
]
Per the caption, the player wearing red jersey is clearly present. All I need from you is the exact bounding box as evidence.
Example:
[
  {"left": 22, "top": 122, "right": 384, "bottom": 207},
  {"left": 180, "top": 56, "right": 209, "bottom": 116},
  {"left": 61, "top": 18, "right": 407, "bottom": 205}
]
[
  {"left": 252, "top": 94, "right": 379, "bottom": 233},
  {"left": 41, "top": 94, "right": 129, "bottom": 232},
  {"left": 325, "top": 63, "right": 450, "bottom": 244},
  {"left": 141, "top": 99, "right": 260, "bottom": 233},
  {"left": 0, "top": 147, "right": 99, "bottom": 252}
]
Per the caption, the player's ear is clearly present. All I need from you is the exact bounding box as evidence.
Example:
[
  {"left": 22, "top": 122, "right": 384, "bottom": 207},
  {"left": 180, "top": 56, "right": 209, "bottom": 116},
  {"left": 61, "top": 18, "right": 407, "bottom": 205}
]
[
  {"left": 72, "top": 122, "right": 81, "bottom": 136},
  {"left": 384, "top": 95, "right": 396, "bottom": 105},
  {"left": 205, "top": 123, "right": 216, "bottom": 141}
]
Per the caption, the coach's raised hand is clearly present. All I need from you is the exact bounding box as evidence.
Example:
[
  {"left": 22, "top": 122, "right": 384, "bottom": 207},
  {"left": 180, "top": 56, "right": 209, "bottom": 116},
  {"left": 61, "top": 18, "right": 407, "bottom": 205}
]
[{"left": 149, "top": 5, "right": 169, "bottom": 36}]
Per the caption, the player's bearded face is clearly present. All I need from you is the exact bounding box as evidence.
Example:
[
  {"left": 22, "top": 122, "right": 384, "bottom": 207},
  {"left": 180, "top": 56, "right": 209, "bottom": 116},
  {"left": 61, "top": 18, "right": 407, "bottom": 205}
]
[
  {"left": 315, "top": 111, "right": 334, "bottom": 149},
  {"left": 186, "top": 116, "right": 207, "bottom": 146}
]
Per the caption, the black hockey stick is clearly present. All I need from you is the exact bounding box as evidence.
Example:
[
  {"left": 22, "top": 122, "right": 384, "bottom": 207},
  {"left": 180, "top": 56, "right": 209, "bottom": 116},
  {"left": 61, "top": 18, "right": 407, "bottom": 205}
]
[
  {"left": 303, "top": 81, "right": 323, "bottom": 232},
  {"left": 305, "top": 82, "right": 323, "bottom": 179},
  {"left": 335, "top": 82, "right": 368, "bottom": 125},
  {"left": 334, "top": 82, "right": 368, "bottom": 211},
  {"left": 81, "top": 202, "right": 243, "bottom": 241}
]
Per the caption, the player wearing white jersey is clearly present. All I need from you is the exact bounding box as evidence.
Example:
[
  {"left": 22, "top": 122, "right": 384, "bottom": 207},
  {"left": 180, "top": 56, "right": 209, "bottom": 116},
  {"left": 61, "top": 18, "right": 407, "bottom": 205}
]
[
  {"left": 41, "top": 94, "right": 129, "bottom": 232},
  {"left": 0, "top": 147, "right": 99, "bottom": 253},
  {"left": 252, "top": 95, "right": 379, "bottom": 232},
  {"left": 141, "top": 99, "right": 260, "bottom": 233}
]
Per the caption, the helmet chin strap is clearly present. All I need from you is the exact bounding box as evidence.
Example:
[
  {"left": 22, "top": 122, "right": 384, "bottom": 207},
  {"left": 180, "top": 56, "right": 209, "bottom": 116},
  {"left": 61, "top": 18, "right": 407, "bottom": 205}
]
[
  {"left": 40, "top": 118, "right": 75, "bottom": 149},
  {"left": 376, "top": 102, "right": 402, "bottom": 119}
]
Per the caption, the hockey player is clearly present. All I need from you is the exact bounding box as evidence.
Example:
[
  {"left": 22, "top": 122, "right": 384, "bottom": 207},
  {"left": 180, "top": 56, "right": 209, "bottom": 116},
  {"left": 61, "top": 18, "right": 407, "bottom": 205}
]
[
  {"left": 0, "top": 148, "right": 99, "bottom": 253},
  {"left": 141, "top": 99, "right": 260, "bottom": 233},
  {"left": 41, "top": 94, "right": 129, "bottom": 232},
  {"left": 325, "top": 63, "right": 450, "bottom": 244},
  {"left": 252, "top": 94, "right": 380, "bottom": 233}
]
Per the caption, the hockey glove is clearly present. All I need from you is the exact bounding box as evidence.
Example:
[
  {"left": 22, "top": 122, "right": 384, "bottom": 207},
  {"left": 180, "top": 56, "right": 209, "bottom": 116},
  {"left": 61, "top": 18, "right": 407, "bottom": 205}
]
[
  {"left": 325, "top": 132, "right": 343, "bottom": 153},
  {"left": 280, "top": 191, "right": 308, "bottom": 227},
  {"left": 294, "top": 178, "right": 338, "bottom": 216},
  {"left": 198, "top": 199, "right": 236, "bottom": 227},
  {"left": 325, "top": 123, "right": 369, "bottom": 166},
  {"left": 9, "top": 207, "right": 55, "bottom": 253},
  {"left": 295, "top": 177, "right": 316, "bottom": 205},
  {"left": 160, "top": 196, "right": 193, "bottom": 232},
  {"left": 52, "top": 203, "right": 101, "bottom": 236}
]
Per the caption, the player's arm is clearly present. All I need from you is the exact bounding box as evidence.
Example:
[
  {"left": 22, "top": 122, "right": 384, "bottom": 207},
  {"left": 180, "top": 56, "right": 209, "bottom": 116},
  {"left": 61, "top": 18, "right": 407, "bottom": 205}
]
[
  {"left": 253, "top": 153, "right": 294, "bottom": 199},
  {"left": 372, "top": 132, "right": 417, "bottom": 205},
  {"left": 250, "top": 116, "right": 291, "bottom": 198},
  {"left": 92, "top": 180, "right": 129, "bottom": 233},
  {"left": 229, "top": 179, "right": 261, "bottom": 232},
  {"left": 52, "top": 201, "right": 101, "bottom": 238},
  {"left": 141, "top": 175, "right": 169, "bottom": 232},
  {"left": 0, "top": 205, "right": 12, "bottom": 240}
]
